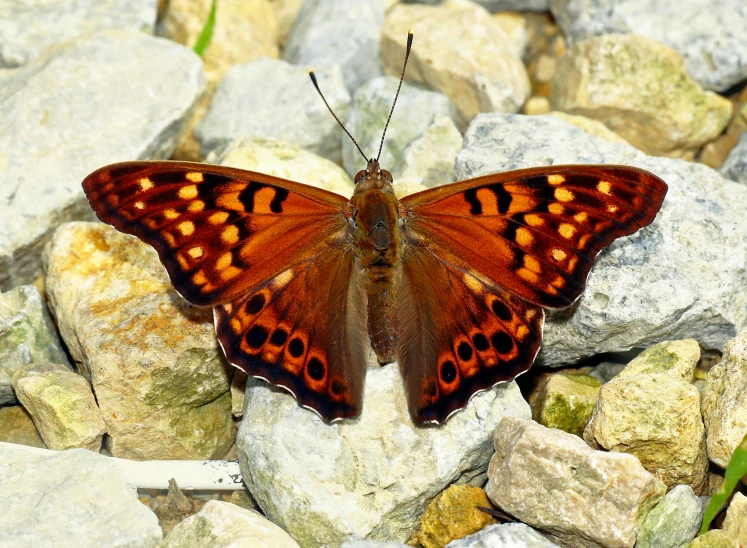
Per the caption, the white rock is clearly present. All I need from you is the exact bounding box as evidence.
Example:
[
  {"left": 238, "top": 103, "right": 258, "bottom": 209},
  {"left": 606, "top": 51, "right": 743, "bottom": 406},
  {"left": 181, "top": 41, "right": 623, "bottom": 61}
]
[
  {"left": 0, "top": 30, "right": 205, "bottom": 291},
  {"left": 636, "top": 485, "right": 705, "bottom": 548},
  {"left": 196, "top": 58, "right": 350, "bottom": 163},
  {"left": 340, "top": 542, "right": 408, "bottom": 548},
  {"left": 720, "top": 132, "right": 747, "bottom": 185},
  {"left": 701, "top": 327, "right": 747, "bottom": 468},
  {"left": 0, "top": 442, "right": 162, "bottom": 547},
  {"left": 485, "top": 417, "right": 666, "bottom": 548},
  {"left": 0, "top": 0, "right": 157, "bottom": 68},
  {"left": 161, "top": 500, "right": 300, "bottom": 548},
  {"left": 237, "top": 361, "right": 531, "bottom": 546},
  {"left": 0, "top": 285, "right": 70, "bottom": 405},
  {"left": 549, "top": 0, "right": 747, "bottom": 92},
  {"left": 342, "top": 76, "right": 459, "bottom": 178},
  {"left": 445, "top": 522, "right": 558, "bottom": 547},
  {"left": 455, "top": 114, "right": 747, "bottom": 364},
  {"left": 283, "top": 0, "right": 383, "bottom": 93}
]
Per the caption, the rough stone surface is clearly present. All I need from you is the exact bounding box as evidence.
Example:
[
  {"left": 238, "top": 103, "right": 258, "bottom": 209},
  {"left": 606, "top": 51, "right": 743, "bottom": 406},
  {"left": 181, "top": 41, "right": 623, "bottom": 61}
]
[
  {"left": 340, "top": 542, "right": 407, "bottom": 548},
  {"left": 11, "top": 362, "right": 106, "bottom": 451},
  {"left": 533, "top": 373, "right": 600, "bottom": 437},
  {"left": 0, "top": 443, "right": 162, "bottom": 547},
  {"left": 0, "top": 285, "right": 70, "bottom": 405},
  {"left": 284, "top": 0, "right": 383, "bottom": 93},
  {"left": 382, "top": 0, "right": 530, "bottom": 124},
  {"left": 702, "top": 328, "right": 747, "bottom": 468},
  {"left": 237, "top": 361, "right": 531, "bottom": 547},
  {"left": 549, "top": 0, "right": 747, "bottom": 92},
  {"left": 723, "top": 492, "right": 747, "bottom": 546},
  {"left": 584, "top": 341, "right": 709, "bottom": 493},
  {"left": 636, "top": 485, "right": 705, "bottom": 548},
  {"left": 44, "top": 223, "right": 235, "bottom": 460},
  {"left": 720, "top": 132, "right": 747, "bottom": 185},
  {"left": 0, "top": 0, "right": 157, "bottom": 68},
  {"left": 687, "top": 530, "right": 739, "bottom": 547},
  {"left": 486, "top": 417, "right": 666, "bottom": 548},
  {"left": 161, "top": 500, "right": 300, "bottom": 548},
  {"left": 0, "top": 31, "right": 205, "bottom": 291},
  {"left": 0, "top": 405, "right": 45, "bottom": 448},
  {"left": 207, "top": 137, "right": 355, "bottom": 197},
  {"left": 475, "top": 0, "right": 549, "bottom": 13},
  {"left": 550, "top": 34, "right": 732, "bottom": 160},
  {"left": 445, "top": 522, "right": 558, "bottom": 547},
  {"left": 409, "top": 485, "right": 497, "bottom": 548},
  {"left": 455, "top": 114, "right": 747, "bottom": 363},
  {"left": 549, "top": 112, "right": 629, "bottom": 144},
  {"left": 588, "top": 361, "right": 625, "bottom": 384},
  {"left": 196, "top": 58, "right": 349, "bottom": 162},
  {"left": 342, "top": 76, "right": 459, "bottom": 179}
]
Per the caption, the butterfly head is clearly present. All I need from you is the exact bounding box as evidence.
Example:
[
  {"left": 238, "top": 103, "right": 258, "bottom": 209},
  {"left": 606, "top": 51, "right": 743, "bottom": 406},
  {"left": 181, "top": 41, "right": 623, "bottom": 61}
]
[{"left": 354, "top": 158, "right": 393, "bottom": 190}]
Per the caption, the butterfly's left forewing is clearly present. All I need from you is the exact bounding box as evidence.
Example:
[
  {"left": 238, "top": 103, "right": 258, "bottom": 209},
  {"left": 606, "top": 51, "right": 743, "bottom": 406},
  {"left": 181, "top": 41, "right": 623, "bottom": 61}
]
[{"left": 398, "top": 165, "right": 667, "bottom": 423}]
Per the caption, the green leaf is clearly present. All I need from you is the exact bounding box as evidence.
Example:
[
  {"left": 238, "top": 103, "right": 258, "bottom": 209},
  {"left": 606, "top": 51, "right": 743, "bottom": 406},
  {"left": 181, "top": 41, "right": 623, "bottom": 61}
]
[
  {"left": 193, "top": 0, "right": 217, "bottom": 57},
  {"left": 700, "top": 431, "right": 747, "bottom": 534}
]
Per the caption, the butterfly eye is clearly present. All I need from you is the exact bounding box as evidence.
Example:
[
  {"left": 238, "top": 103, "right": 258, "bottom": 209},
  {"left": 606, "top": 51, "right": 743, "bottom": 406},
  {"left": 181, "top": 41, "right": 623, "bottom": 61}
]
[
  {"left": 381, "top": 170, "right": 393, "bottom": 183},
  {"left": 354, "top": 170, "right": 367, "bottom": 184}
]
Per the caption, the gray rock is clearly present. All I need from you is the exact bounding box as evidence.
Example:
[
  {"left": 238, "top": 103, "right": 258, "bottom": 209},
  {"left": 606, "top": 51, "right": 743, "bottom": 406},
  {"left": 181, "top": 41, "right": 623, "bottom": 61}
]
[
  {"left": 549, "top": 0, "right": 747, "bottom": 92},
  {"left": 161, "top": 500, "right": 300, "bottom": 548},
  {"left": 472, "top": 0, "right": 549, "bottom": 12},
  {"left": 196, "top": 57, "right": 350, "bottom": 163},
  {"left": 237, "top": 360, "right": 531, "bottom": 547},
  {"left": 0, "top": 442, "right": 162, "bottom": 547},
  {"left": 283, "top": 0, "right": 383, "bottom": 93},
  {"left": 341, "top": 542, "right": 409, "bottom": 548},
  {"left": 0, "top": 30, "right": 205, "bottom": 291},
  {"left": 588, "top": 361, "right": 626, "bottom": 384},
  {"left": 0, "top": 0, "right": 157, "bottom": 68},
  {"left": 485, "top": 417, "right": 666, "bottom": 548},
  {"left": 455, "top": 114, "right": 747, "bottom": 364},
  {"left": 342, "top": 76, "right": 459, "bottom": 178},
  {"left": 445, "top": 522, "right": 558, "bottom": 547},
  {"left": 720, "top": 132, "right": 747, "bottom": 185},
  {"left": 0, "top": 285, "right": 70, "bottom": 405},
  {"left": 636, "top": 485, "right": 705, "bottom": 548}
]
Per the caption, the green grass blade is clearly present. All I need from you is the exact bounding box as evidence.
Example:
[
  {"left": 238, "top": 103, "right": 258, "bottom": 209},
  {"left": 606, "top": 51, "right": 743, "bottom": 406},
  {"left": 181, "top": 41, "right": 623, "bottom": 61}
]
[
  {"left": 700, "top": 431, "right": 747, "bottom": 533},
  {"left": 193, "top": 0, "right": 217, "bottom": 57}
]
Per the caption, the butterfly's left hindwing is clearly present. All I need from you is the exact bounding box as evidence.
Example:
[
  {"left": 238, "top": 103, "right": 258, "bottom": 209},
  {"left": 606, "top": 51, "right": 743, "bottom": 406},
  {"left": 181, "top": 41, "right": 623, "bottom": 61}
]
[{"left": 83, "top": 161, "right": 350, "bottom": 306}]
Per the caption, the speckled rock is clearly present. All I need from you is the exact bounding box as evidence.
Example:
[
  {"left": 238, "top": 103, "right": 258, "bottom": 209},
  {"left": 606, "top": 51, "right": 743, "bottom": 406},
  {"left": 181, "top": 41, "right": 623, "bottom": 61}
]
[
  {"left": 237, "top": 361, "right": 531, "bottom": 546},
  {"left": 206, "top": 137, "right": 355, "bottom": 197},
  {"left": 445, "top": 523, "right": 558, "bottom": 547},
  {"left": 0, "top": 405, "right": 45, "bottom": 448},
  {"left": 0, "top": 0, "right": 157, "bottom": 68},
  {"left": 342, "top": 76, "right": 459, "bottom": 179},
  {"left": 720, "top": 132, "right": 747, "bottom": 185},
  {"left": 636, "top": 485, "right": 705, "bottom": 548},
  {"left": 283, "top": 0, "right": 383, "bottom": 93},
  {"left": 486, "top": 417, "right": 665, "bottom": 548},
  {"left": 392, "top": 115, "right": 463, "bottom": 191},
  {"left": 11, "top": 362, "right": 106, "bottom": 451},
  {"left": 533, "top": 373, "right": 601, "bottom": 437},
  {"left": 584, "top": 340, "right": 708, "bottom": 493},
  {"left": 44, "top": 223, "right": 235, "bottom": 460},
  {"left": 702, "top": 328, "right": 747, "bottom": 468},
  {"left": 196, "top": 58, "right": 349, "bottom": 162},
  {"left": 0, "top": 443, "right": 162, "bottom": 547},
  {"left": 722, "top": 492, "right": 747, "bottom": 546},
  {"left": 549, "top": 0, "right": 747, "bottom": 92},
  {"left": 0, "top": 31, "right": 205, "bottom": 291},
  {"left": 0, "top": 285, "right": 70, "bottom": 405},
  {"left": 455, "top": 114, "right": 747, "bottom": 364},
  {"left": 381, "top": 0, "right": 530, "bottom": 124},
  {"left": 550, "top": 34, "right": 732, "bottom": 160},
  {"left": 161, "top": 500, "right": 300, "bottom": 547},
  {"left": 409, "top": 485, "right": 497, "bottom": 548}
]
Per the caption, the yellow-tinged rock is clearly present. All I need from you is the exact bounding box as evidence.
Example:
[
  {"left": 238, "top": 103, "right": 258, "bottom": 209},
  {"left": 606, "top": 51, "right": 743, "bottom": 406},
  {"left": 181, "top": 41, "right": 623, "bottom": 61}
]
[
  {"left": 382, "top": 0, "right": 530, "bottom": 126},
  {"left": 686, "top": 530, "right": 738, "bottom": 548},
  {"left": 409, "top": 484, "right": 497, "bottom": 548},
  {"left": 723, "top": 492, "right": 747, "bottom": 545},
  {"left": 0, "top": 405, "right": 46, "bottom": 448},
  {"left": 549, "top": 112, "right": 629, "bottom": 144},
  {"left": 268, "top": 0, "right": 304, "bottom": 46},
  {"left": 533, "top": 373, "right": 601, "bottom": 437},
  {"left": 551, "top": 34, "right": 732, "bottom": 160}
]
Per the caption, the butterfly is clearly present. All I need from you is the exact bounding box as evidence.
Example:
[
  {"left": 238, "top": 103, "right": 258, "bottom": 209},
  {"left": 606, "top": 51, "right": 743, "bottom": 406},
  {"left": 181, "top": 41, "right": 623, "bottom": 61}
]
[{"left": 81, "top": 31, "right": 667, "bottom": 425}]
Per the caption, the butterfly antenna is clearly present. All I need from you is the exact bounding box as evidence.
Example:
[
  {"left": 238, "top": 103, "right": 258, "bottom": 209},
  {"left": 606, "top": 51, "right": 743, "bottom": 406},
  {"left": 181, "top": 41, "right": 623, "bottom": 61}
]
[
  {"left": 308, "top": 69, "right": 367, "bottom": 163},
  {"left": 376, "top": 29, "right": 414, "bottom": 162}
]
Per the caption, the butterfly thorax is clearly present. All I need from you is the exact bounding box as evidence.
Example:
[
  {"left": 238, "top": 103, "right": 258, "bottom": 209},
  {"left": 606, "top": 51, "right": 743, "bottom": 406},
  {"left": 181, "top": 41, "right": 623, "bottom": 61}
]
[{"left": 349, "top": 159, "right": 403, "bottom": 363}]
